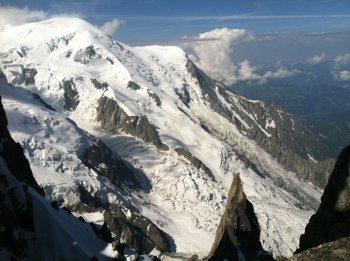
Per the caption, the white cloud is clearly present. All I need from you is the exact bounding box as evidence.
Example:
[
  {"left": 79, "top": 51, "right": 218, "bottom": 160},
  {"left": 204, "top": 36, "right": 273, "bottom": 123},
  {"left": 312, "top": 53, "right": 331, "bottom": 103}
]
[
  {"left": 262, "top": 68, "right": 298, "bottom": 80},
  {"left": 0, "top": 5, "right": 123, "bottom": 37},
  {"left": 0, "top": 6, "right": 47, "bottom": 25},
  {"left": 334, "top": 53, "right": 350, "bottom": 64},
  {"left": 334, "top": 70, "right": 350, "bottom": 81},
  {"left": 100, "top": 18, "right": 125, "bottom": 36},
  {"left": 237, "top": 60, "right": 261, "bottom": 81},
  {"left": 0, "top": 5, "right": 81, "bottom": 26},
  {"left": 187, "top": 28, "right": 298, "bottom": 85},
  {"left": 191, "top": 28, "right": 253, "bottom": 85},
  {"left": 307, "top": 53, "right": 326, "bottom": 64},
  {"left": 236, "top": 60, "right": 298, "bottom": 84}
]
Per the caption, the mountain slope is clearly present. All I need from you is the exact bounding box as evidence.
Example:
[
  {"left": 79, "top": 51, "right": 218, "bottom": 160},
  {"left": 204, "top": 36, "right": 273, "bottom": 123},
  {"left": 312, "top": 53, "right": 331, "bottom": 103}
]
[
  {"left": 0, "top": 71, "right": 171, "bottom": 255},
  {"left": 0, "top": 18, "right": 334, "bottom": 257},
  {"left": 0, "top": 94, "right": 119, "bottom": 260}
]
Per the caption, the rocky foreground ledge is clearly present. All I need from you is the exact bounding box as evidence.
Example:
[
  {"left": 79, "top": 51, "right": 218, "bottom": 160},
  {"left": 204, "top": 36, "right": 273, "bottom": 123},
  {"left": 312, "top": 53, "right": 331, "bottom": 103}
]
[{"left": 290, "top": 145, "right": 350, "bottom": 260}]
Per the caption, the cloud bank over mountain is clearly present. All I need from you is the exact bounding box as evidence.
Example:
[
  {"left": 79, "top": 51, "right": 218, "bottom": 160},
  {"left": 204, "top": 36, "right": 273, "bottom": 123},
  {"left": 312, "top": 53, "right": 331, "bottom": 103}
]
[
  {"left": 183, "top": 28, "right": 301, "bottom": 85},
  {"left": 0, "top": 5, "right": 80, "bottom": 25},
  {"left": 179, "top": 28, "right": 350, "bottom": 86},
  {"left": 189, "top": 28, "right": 252, "bottom": 84},
  {"left": 0, "top": 5, "right": 123, "bottom": 36},
  {"left": 100, "top": 18, "right": 125, "bottom": 36}
]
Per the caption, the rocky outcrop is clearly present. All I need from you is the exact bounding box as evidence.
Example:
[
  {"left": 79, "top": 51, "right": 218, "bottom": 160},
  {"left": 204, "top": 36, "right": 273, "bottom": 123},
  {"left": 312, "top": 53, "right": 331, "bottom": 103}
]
[
  {"left": 290, "top": 236, "right": 350, "bottom": 261},
  {"left": 207, "top": 175, "right": 273, "bottom": 261},
  {"left": 91, "top": 78, "right": 109, "bottom": 91},
  {"left": 147, "top": 90, "right": 161, "bottom": 107},
  {"left": 97, "top": 96, "right": 168, "bottom": 150},
  {"left": 127, "top": 81, "right": 141, "bottom": 91},
  {"left": 23, "top": 68, "right": 37, "bottom": 85},
  {"left": 296, "top": 145, "right": 350, "bottom": 253},
  {"left": 60, "top": 79, "right": 79, "bottom": 111},
  {"left": 74, "top": 45, "right": 98, "bottom": 64},
  {"left": 71, "top": 200, "right": 172, "bottom": 254},
  {"left": 175, "top": 84, "right": 191, "bottom": 107},
  {"left": 106, "top": 57, "right": 114, "bottom": 65},
  {"left": 104, "top": 204, "right": 171, "bottom": 253},
  {"left": 32, "top": 93, "right": 56, "bottom": 111},
  {"left": 175, "top": 148, "right": 213, "bottom": 178},
  {"left": 186, "top": 58, "right": 334, "bottom": 188},
  {"left": 90, "top": 221, "right": 113, "bottom": 243},
  {"left": 82, "top": 134, "right": 139, "bottom": 188}
]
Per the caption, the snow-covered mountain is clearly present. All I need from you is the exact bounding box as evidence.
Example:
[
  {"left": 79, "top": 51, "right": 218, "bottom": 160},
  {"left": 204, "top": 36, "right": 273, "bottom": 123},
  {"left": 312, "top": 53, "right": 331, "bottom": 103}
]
[{"left": 0, "top": 18, "right": 335, "bottom": 258}]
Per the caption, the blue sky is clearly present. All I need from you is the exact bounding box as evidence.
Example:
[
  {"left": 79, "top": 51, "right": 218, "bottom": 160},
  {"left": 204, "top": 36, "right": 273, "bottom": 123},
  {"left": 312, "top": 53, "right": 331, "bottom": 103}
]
[
  {"left": 1, "top": 0, "right": 350, "bottom": 86},
  {"left": 2, "top": 0, "right": 350, "bottom": 44}
]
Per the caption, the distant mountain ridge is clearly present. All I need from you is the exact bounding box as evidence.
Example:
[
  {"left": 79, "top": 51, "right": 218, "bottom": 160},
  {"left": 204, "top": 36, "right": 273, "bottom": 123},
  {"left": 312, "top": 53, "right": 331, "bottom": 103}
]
[{"left": 232, "top": 81, "right": 350, "bottom": 153}]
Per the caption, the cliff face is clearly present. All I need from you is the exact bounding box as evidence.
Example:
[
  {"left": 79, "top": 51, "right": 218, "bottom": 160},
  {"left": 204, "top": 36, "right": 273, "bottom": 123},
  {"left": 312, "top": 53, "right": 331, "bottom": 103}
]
[
  {"left": 96, "top": 96, "right": 169, "bottom": 151},
  {"left": 207, "top": 175, "right": 273, "bottom": 261},
  {"left": 0, "top": 96, "right": 36, "bottom": 259},
  {"left": 0, "top": 96, "right": 44, "bottom": 196},
  {"left": 296, "top": 145, "right": 350, "bottom": 253}
]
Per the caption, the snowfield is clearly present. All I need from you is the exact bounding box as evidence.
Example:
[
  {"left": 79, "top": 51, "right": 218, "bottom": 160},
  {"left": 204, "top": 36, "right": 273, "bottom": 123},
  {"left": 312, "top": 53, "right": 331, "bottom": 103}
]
[{"left": 0, "top": 18, "right": 323, "bottom": 257}]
